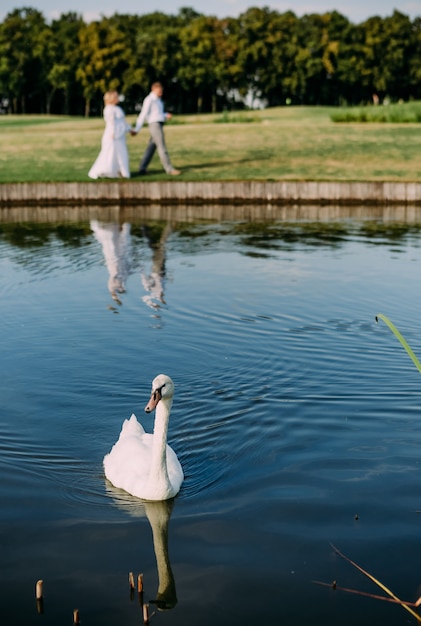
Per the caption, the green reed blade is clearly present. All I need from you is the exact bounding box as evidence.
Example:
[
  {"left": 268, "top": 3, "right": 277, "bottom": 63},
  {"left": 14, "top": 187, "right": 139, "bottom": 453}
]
[{"left": 376, "top": 313, "right": 421, "bottom": 375}]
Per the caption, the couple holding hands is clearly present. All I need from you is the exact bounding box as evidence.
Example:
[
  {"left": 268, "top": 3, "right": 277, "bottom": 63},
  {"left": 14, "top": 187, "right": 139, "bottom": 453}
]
[{"left": 89, "top": 82, "right": 181, "bottom": 180}]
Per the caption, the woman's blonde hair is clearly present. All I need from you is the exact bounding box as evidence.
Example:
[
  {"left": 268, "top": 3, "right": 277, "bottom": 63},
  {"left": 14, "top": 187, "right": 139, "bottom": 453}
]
[{"left": 104, "top": 90, "right": 119, "bottom": 105}]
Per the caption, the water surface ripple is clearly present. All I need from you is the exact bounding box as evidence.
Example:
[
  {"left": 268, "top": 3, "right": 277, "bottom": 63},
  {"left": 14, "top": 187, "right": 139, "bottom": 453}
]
[{"left": 1, "top": 214, "right": 421, "bottom": 625}]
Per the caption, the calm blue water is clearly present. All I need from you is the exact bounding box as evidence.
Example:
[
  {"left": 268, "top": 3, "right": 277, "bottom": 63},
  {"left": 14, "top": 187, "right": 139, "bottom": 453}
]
[{"left": 2, "top": 207, "right": 421, "bottom": 625}]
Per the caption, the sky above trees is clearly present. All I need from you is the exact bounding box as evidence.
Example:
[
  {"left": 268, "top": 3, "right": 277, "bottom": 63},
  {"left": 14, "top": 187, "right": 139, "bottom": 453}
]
[{"left": 1, "top": 0, "right": 419, "bottom": 23}]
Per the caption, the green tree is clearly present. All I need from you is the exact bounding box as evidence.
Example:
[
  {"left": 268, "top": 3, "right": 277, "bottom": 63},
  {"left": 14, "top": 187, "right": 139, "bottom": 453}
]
[
  {"left": 236, "top": 7, "right": 275, "bottom": 106},
  {"left": 291, "top": 12, "right": 343, "bottom": 105},
  {"left": 381, "top": 11, "right": 416, "bottom": 100},
  {"left": 177, "top": 15, "right": 241, "bottom": 112},
  {"left": 350, "top": 11, "right": 416, "bottom": 104},
  {"left": 0, "top": 7, "right": 49, "bottom": 112},
  {"left": 76, "top": 17, "right": 129, "bottom": 116},
  {"left": 126, "top": 12, "right": 181, "bottom": 110},
  {"left": 409, "top": 17, "right": 421, "bottom": 100},
  {"left": 267, "top": 11, "right": 301, "bottom": 105},
  {"left": 49, "top": 13, "right": 84, "bottom": 114}
]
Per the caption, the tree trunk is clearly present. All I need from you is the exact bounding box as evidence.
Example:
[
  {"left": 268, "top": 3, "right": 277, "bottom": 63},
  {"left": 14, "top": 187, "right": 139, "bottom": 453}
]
[
  {"left": 64, "top": 90, "right": 70, "bottom": 115},
  {"left": 211, "top": 93, "right": 217, "bottom": 113},
  {"left": 46, "top": 88, "right": 55, "bottom": 115},
  {"left": 85, "top": 98, "right": 90, "bottom": 117}
]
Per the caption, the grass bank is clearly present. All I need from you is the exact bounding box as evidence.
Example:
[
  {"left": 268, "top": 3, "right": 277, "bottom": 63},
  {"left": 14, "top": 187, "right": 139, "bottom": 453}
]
[{"left": 0, "top": 106, "right": 419, "bottom": 183}]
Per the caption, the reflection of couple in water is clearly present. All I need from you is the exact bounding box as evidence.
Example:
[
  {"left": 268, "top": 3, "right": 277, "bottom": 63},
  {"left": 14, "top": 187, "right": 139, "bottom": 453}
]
[
  {"left": 88, "top": 84, "right": 181, "bottom": 179},
  {"left": 90, "top": 220, "right": 171, "bottom": 310},
  {"left": 90, "top": 221, "right": 131, "bottom": 304},
  {"left": 140, "top": 223, "right": 172, "bottom": 310}
]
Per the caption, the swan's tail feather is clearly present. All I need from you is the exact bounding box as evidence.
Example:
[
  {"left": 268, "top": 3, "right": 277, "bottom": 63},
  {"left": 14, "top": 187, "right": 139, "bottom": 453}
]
[{"left": 121, "top": 413, "right": 146, "bottom": 436}]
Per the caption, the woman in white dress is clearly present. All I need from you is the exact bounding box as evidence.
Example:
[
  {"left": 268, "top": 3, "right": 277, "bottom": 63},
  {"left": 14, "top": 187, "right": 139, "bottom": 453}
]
[{"left": 89, "top": 91, "right": 133, "bottom": 179}]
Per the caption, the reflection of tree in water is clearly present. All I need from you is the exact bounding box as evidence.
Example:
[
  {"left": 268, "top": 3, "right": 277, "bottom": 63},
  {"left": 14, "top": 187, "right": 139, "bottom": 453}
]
[
  {"left": 3, "top": 218, "right": 421, "bottom": 281},
  {"left": 0, "top": 222, "right": 94, "bottom": 275},
  {"left": 231, "top": 221, "right": 350, "bottom": 252},
  {"left": 140, "top": 222, "right": 172, "bottom": 311},
  {"left": 358, "top": 222, "right": 421, "bottom": 242},
  {"left": 0, "top": 223, "right": 91, "bottom": 249}
]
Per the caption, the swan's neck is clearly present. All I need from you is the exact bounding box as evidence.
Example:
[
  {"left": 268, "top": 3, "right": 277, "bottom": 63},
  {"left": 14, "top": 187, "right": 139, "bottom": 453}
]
[{"left": 149, "top": 398, "right": 173, "bottom": 493}]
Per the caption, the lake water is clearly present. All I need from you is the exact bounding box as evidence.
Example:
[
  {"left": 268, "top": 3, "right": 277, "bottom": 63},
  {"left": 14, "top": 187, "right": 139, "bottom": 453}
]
[{"left": 2, "top": 204, "right": 421, "bottom": 626}]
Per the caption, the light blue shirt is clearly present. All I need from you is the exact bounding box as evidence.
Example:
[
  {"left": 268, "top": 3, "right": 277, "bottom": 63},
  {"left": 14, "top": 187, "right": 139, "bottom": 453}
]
[{"left": 134, "top": 92, "right": 168, "bottom": 132}]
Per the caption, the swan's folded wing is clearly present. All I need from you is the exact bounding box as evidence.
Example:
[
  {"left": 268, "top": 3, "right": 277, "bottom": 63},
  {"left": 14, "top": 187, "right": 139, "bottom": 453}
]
[
  {"left": 103, "top": 430, "right": 153, "bottom": 494},
  {"left": 166, "top": 444, "right": 184, "bottom": 493}
]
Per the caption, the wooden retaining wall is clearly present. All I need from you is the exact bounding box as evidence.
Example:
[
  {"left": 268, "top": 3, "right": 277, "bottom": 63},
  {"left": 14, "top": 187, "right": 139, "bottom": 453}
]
[
  {"left": 1, "top": 181, "right": 421, "bottom": 207},
  {"left": 3, "top": 203, "right": 421, "bottom": 225}
]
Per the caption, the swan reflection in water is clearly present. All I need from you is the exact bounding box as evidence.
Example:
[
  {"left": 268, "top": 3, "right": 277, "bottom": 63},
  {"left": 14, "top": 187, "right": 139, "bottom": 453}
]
[
  {"left": 90, "top": 220, "right": 172, "bottom": 312},
  {"left": 105, "top": 484, "right": 177, "bottom": 610},
  {"left": 90, "top": 220, "right": 132, "bottom": 305}
]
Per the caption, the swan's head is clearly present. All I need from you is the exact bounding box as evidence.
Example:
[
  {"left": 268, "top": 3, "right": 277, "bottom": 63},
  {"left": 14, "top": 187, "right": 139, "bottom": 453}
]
[{"left": 145, "top": 374, "right": 174, "bottom": 413}]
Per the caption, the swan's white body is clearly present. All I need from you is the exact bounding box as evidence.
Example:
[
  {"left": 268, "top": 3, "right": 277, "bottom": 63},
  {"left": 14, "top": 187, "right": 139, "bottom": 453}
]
[{"left": 103, "top": 374, "right": 183, "bottom": 501}]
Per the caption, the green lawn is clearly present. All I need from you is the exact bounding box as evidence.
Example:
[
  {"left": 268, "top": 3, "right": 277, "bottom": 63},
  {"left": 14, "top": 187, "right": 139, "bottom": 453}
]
[{"left": 0, "top": 106, "right": 419, "bottom": 183}]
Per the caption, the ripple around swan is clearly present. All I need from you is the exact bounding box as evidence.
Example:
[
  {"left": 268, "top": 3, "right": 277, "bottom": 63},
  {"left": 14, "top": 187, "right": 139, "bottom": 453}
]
[
  {"left": 0, "top": 429, "right": 75, "bottom": 476},
  {"left": 0, "top": 427, "right": 148, "bottom": 521},
  {"left": 160, "top": 310, "right": 421, "bottom": 506},
  {"left": 61, "top": 472, "right": 160, "bottom": 523}
]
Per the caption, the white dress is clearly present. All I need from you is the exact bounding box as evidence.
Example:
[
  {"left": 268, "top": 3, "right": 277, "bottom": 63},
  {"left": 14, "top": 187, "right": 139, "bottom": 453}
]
[{"left": 89, "top": 104, "right": 132, "bottom": 179}]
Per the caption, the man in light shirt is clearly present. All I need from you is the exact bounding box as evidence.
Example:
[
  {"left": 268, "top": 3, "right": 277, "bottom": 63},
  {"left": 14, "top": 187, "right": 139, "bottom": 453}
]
[{"left": 133, "top": 82, "right": 181, "bottom": 176}]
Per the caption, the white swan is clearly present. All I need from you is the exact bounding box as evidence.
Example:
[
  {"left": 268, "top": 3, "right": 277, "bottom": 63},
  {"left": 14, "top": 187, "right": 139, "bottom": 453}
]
[{"left": 103, "top": 374, "right": 184, "bottom": 501}]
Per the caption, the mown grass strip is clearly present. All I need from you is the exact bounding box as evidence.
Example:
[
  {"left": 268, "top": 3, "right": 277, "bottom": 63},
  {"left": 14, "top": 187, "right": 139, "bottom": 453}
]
[{"left": 0, "top": 106, "right": 420, "bottom": 183}]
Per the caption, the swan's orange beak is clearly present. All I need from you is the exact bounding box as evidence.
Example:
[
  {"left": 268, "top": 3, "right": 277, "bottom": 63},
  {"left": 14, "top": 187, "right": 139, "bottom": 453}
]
[{"left": 145, "top": 388, "right": 162, "bottom": 413}]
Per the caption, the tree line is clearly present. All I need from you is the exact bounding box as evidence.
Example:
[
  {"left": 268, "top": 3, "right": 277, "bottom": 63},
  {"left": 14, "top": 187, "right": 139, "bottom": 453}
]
[{"left": 1, "top": 6, "right": 420, "bottom": 116}]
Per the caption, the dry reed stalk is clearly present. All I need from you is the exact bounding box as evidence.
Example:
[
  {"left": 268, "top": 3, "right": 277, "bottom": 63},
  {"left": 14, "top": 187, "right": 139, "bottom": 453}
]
[
  {"left": 330, "top": 543, "right": 421, "bottom": 623},
  {"left": 35, "top": 580, "right": 43, "bottom": 600},
  {"left": 314, "top": 579, "right": 421, "bottom": 607}
]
